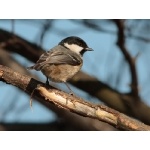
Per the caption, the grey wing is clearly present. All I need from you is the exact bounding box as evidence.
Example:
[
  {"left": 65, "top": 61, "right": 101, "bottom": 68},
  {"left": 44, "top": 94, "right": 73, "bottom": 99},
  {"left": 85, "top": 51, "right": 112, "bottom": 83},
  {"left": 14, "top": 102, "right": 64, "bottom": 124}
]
[{"left": 28, "top": 45, "right": 82, "bottom": 71}]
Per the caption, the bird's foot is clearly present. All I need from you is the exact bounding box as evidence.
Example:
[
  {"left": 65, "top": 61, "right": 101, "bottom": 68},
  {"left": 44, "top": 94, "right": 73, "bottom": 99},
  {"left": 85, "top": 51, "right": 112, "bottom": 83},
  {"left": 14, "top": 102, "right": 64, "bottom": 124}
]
[
  {"left": 69, "top": 91, "right": 75, "bottom": 96},
  {"left": 46, "top": 77, "right": 50, "bottom": 86}
]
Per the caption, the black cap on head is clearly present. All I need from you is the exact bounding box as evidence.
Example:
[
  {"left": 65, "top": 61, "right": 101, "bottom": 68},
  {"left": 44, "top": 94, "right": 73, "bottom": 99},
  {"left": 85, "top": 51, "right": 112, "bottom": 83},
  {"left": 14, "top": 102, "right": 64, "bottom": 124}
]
[{"left": 59, "top": 36, "right": 88, "bottom": 48}]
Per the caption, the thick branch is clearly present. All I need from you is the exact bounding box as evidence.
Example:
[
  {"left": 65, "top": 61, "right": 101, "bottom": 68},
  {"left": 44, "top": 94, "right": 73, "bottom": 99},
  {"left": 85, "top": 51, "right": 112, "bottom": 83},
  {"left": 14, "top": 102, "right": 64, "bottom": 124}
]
[
  {"left": 114, "top": 19, "right": 139, "bottom": 98},
  {"left": 0, "top": 65, "right": 150, "bottom": 131},
  {"left": 0, "top": 49, "right": 116, "bottom": 131},
  {"left": 70, "top": 72, "right": 150, "bottom": 125},
  {"left": 0, "top": 29, "right": 43, "bottom": 62}
]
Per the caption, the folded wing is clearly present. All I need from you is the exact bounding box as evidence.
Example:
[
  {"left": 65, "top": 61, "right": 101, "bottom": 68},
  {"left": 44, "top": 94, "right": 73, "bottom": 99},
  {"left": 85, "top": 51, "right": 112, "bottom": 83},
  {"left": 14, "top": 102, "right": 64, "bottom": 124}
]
[{"left": 27, "top": 45, "right": 82, "bottom": 71}]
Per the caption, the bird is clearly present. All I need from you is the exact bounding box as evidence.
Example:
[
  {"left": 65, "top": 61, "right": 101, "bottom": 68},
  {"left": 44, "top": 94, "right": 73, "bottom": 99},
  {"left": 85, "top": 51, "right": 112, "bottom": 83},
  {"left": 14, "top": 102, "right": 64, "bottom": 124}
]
[{"left": 27, "top": 36, "right": 93, "bottom": 94}]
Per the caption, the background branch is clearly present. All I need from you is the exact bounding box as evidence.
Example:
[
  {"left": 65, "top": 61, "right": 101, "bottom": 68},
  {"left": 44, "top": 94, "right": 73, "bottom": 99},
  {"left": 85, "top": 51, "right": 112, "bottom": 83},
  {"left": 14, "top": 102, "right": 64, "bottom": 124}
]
[{"left": 113, "top": 19, "right": 139, "bottom": 98}]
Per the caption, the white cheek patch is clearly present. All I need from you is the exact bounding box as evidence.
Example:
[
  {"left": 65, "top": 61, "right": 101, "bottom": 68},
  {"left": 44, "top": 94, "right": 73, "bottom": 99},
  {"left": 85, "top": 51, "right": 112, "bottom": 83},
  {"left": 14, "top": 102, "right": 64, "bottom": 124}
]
[{"left": 64, "top": 43, "right": 83, "bottom": 54}]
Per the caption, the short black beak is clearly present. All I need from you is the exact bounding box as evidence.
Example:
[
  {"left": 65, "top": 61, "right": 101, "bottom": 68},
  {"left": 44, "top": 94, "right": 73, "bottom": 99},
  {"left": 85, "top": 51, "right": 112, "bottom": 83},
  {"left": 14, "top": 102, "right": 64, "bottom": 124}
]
[{"left": 85, "top": 47, "right": 93, "bottom": 51}]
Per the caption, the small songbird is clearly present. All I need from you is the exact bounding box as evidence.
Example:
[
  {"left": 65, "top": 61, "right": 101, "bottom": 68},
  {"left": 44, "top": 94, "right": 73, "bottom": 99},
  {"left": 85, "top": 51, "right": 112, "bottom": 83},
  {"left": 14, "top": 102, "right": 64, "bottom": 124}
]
[{"left": 27, "top": 36, "right": 93, "bottom": 94}]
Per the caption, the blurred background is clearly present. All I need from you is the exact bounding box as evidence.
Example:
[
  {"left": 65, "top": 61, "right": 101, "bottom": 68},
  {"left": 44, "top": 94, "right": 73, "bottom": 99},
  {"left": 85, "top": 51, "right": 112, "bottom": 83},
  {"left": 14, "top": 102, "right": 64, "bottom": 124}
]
[{"left": 0, "top": 19, "right": 150, "bottom": 130}]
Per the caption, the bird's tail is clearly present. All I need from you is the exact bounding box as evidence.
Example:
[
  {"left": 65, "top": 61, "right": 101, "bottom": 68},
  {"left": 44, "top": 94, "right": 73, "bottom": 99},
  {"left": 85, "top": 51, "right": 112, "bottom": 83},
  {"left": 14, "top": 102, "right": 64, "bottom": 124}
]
[
  {"left": 27, "top": 63, "right": 43, "bottom": 71},
  {"left": 27, "top": 65, "right": 35, "bottom": 70}
]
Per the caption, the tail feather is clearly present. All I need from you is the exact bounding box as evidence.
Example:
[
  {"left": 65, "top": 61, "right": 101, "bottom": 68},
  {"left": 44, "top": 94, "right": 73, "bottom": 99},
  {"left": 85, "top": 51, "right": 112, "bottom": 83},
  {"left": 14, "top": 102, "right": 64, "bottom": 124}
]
[
  {"left": 27, "top": 63, "right": 43, "bottom": 71},
  {"left": 27, "top": 65, "right": 35, "bottom": 70}
]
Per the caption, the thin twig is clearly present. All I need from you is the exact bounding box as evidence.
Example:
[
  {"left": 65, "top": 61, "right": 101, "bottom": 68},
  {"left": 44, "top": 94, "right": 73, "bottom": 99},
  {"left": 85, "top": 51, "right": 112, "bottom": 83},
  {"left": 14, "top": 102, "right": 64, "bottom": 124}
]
[{"left": 113, "top": 19, "right": 139, "bottom": 98}]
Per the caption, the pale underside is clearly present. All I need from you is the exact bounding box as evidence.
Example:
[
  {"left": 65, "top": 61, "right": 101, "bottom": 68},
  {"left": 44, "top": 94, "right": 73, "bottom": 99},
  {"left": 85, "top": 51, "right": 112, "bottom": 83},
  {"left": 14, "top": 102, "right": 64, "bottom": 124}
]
[{"left": 41, "top": 63, "right": 82, "bottom": 82}]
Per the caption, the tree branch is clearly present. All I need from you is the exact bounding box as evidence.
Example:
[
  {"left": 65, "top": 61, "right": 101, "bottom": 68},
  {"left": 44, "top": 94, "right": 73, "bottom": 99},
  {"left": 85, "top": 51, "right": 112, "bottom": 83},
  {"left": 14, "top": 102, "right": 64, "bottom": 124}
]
[
  {"left": 113, "top": 19, "right": 139, "bottom": 98},
  {"left": 70, "top": 72, "right": 150, "bottom": 125},
  {"left": 0, "top": 49, "right": 116, "bottom": 131},
  {"left": 0, "top": 65, "right": 150, "bottom": 131}
]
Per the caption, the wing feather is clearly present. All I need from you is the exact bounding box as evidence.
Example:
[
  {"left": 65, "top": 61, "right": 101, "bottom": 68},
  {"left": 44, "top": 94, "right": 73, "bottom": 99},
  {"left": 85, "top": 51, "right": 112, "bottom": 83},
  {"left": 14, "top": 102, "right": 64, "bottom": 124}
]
[{"left": 28, "top": 45, "right": 82, "bottom": 71}]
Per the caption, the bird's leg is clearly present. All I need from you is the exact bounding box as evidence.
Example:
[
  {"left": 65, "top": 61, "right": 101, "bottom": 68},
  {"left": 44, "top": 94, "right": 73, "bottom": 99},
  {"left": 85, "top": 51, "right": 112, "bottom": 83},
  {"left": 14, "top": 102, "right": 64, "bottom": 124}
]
[
  {"left": 64, "top": 82, "right": 78, "bottom": 106},
  {"left": 64, "top": 82, "right": 74, "bottom": 95},
  {"left": 46, "top": 77, "right": 49, "bottom": 85},
  {"left": 64, "top": 82, "right": 74, "bottom": 105}
]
